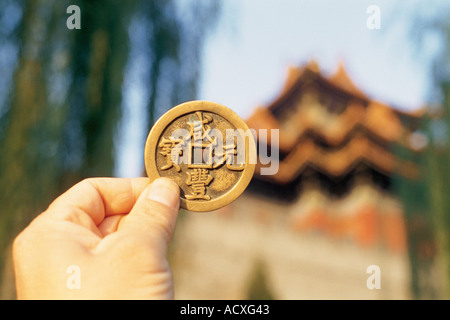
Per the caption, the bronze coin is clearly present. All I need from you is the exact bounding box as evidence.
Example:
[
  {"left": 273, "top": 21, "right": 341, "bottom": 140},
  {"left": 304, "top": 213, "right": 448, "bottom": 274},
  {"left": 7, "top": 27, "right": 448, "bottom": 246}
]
[{"left": 144, "top": 100, "right": 256, "bottom": 212}]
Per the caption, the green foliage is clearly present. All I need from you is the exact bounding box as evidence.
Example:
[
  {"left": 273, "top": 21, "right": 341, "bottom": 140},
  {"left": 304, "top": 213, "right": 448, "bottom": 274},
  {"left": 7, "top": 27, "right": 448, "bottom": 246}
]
[
  {"left": 394, "top": 1, "right": 450, "bottom": 299},
  {"left": 0, "top": 0, "right": 220, "bottom": 297},
  {"left": 246, "top": 259, "right": 276, "bottom": 300},
  {"left": 392, "top": 128, "right": 441, "bottom": 299}
]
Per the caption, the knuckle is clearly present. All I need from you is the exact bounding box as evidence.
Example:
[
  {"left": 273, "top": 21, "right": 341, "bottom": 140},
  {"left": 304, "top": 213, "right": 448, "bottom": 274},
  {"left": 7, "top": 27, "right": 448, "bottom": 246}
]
[{"left": 76, "top": 177, "right": 99, "bottom": 191}]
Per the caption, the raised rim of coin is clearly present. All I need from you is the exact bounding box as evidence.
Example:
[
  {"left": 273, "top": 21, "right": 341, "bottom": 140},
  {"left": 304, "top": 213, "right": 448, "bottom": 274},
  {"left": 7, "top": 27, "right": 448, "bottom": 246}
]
[{"left": 144, "top": 100, "right": 256, "bottom": 212}]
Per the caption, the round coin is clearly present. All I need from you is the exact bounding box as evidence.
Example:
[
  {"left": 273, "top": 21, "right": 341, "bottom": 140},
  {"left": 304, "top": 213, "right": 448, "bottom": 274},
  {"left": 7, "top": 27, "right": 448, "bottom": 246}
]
[{"left": 144, "top": 100, "right": 256, "bottom": 212}]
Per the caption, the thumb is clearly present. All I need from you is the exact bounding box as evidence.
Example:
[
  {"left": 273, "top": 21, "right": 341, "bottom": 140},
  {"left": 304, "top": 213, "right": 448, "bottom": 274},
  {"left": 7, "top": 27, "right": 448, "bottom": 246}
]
[{"left": 118, "top": 177, "right": 180, "bottom": 245}]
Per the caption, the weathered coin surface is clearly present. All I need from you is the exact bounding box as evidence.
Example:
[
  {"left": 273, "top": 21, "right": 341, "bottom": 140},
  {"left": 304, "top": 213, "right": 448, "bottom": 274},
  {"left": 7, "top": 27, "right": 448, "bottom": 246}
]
[{"left": 145, "top": 100, "right": 256, "bottom": 212}]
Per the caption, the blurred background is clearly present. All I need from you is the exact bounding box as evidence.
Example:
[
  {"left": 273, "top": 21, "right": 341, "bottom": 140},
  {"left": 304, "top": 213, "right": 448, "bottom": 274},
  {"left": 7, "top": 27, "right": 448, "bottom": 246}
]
[{"left": 0, "top": 0, "right": 450, "bottom": 299}]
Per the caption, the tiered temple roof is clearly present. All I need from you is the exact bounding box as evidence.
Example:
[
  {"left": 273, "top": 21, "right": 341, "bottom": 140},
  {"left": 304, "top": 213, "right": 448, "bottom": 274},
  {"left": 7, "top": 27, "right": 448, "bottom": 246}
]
[{"left": 247, "top": 61, "right": 422, "bottom": 184}]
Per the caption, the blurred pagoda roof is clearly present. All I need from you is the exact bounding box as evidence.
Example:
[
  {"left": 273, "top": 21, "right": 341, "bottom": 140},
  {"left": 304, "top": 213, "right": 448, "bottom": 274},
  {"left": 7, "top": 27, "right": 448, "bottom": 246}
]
[{"left": 246, "top": 60, "right": 424, "bottom": 185}]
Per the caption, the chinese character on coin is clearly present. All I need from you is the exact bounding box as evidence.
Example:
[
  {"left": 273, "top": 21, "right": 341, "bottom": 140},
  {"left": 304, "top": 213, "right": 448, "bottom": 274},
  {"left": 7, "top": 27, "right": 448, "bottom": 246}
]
[{"left": 144, "top": 101, "right": 256, "bottom": 212}]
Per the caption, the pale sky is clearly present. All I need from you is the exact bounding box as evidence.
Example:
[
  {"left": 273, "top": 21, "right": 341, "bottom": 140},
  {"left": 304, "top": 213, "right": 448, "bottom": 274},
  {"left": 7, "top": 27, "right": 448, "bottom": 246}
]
[
  {"left": 116, "top": 0, "right": 438, "bottom": 178},
  {"left": 198, "top": 0, "right": 434, "bottom": 119}
]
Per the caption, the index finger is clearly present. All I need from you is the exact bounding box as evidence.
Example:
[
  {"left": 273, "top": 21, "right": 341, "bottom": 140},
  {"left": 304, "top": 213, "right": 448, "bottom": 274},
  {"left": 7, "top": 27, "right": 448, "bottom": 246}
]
[{"left": 47, "top": 177, "right": 150, "bottom": 225}]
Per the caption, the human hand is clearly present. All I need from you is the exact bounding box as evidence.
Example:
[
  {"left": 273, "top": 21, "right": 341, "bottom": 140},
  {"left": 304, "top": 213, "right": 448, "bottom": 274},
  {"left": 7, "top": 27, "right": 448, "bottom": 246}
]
[{"left": 12, "top": 177, "right": 180, "bottom": 300}]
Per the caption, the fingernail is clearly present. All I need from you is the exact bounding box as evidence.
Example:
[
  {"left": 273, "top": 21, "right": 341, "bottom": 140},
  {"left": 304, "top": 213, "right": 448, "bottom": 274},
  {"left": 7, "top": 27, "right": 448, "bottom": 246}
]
[{"left": 147, "top": 178, "right": 180, "bottom": 210}]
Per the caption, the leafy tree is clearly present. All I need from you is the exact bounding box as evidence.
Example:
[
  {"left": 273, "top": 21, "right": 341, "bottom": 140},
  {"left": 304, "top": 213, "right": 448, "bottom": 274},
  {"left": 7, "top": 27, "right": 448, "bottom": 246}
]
[
  {"left": 0, "top": 0, "right": 220, "bottom": 298},
  {"left": 246, "top": 259, "right": 276, "bottom": 300},
  {"left": 393, "top": 2, "right": 450, "bottom": 299}
]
